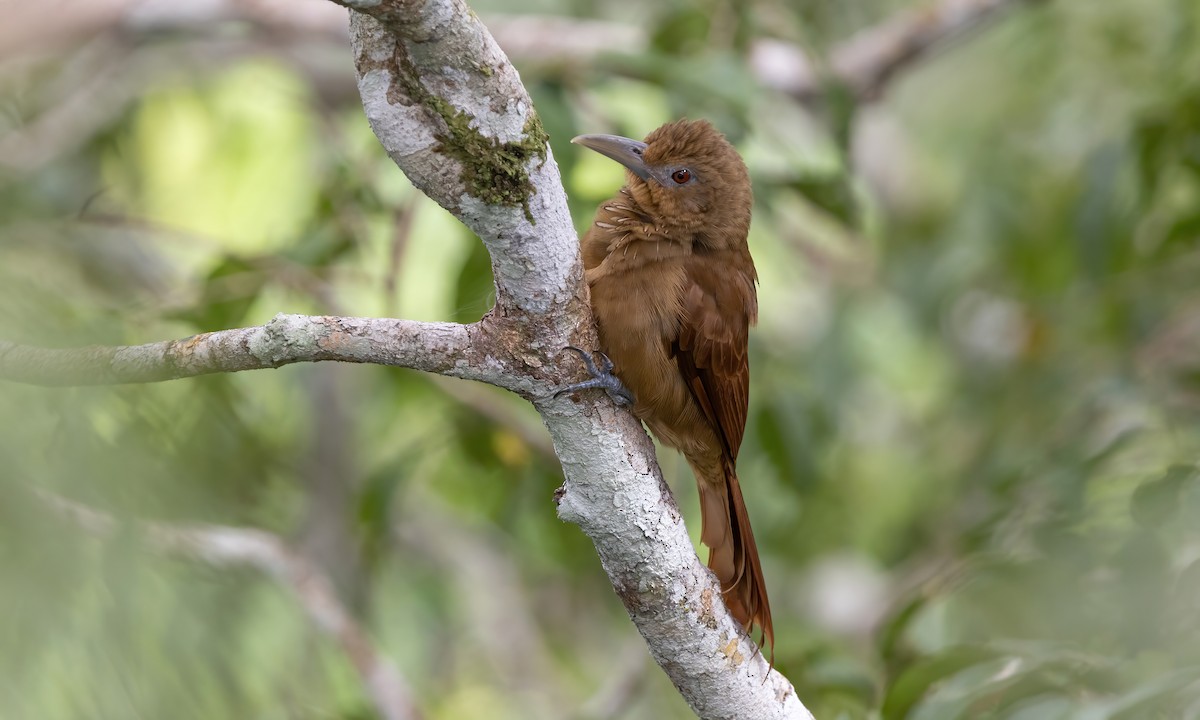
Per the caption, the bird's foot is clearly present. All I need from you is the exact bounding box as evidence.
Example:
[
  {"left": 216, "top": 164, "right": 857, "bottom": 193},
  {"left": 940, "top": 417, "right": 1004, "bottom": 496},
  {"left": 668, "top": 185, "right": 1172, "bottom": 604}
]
[{"left": 553, "top": 346, "right": 635, "bottom": 407}]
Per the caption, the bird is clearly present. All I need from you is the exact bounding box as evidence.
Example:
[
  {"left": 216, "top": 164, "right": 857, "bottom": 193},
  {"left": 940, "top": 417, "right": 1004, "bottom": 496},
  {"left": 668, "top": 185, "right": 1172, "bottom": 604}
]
[{"left": 560, "top": 118, "right": 773, "bottom": 659}]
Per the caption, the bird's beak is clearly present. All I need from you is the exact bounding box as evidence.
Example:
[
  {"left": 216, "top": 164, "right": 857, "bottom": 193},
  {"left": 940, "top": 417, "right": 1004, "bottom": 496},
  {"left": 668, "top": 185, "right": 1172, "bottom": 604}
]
[{"left": 571, "top": 134, "right": 652, "bottom": 181}]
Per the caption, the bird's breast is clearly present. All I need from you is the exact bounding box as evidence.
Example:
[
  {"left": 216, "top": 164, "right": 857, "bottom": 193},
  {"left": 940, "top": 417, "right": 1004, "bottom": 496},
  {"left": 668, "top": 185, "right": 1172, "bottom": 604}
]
[
  {"left": 585, "top": 253, "right": 691, "bottom": 416},
  {"left": 587, "top": 257, "right": 684, "bottom": 346}
]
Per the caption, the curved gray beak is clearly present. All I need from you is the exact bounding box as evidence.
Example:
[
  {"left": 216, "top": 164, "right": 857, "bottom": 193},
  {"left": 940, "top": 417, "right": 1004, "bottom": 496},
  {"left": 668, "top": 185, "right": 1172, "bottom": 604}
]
[{"left": 571, "top": 133, "right": 651, "bottom": 181}]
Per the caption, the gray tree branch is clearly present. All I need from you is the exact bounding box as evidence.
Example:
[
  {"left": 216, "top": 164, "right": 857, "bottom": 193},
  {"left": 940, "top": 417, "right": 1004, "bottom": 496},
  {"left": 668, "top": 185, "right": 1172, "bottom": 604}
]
[
  {"left": 36, "top": 490, "right": 422, "bottom": 720},
  {"left": 0, "top": 314, "right": 520, "bottom": 390}
]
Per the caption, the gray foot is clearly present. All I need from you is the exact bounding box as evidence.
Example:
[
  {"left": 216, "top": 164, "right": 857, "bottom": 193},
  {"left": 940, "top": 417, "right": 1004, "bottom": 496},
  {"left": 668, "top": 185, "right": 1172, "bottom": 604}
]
[{"left": 554, "top": 346, "right": 635, "bottom": 407}]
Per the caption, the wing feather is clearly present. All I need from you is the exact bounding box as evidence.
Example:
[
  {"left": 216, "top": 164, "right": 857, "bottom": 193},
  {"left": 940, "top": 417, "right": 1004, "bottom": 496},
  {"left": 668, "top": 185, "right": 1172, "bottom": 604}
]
[{"left": 673, "top": 255, "right": 757, "bottom": 461}]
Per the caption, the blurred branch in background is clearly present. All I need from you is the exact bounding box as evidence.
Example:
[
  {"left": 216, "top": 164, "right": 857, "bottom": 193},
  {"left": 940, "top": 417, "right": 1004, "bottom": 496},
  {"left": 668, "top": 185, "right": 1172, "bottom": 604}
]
[
  {"left": 0, "top": 0, "right": 353, "bottom": 172},
  {"left": 396, "top": 492, "right": 565, "bottom": 715},
  {"left": 35, "top": 489, "right": 422, "bottom": 720},
  {"left": 299, "top": 363, "right": 368, "bottom": 609},
  {"left": 383, "top": 196, "right": 419, "bottom": 319},
  {"left": 0, "top": 0, "right": 348, "bottom": 61},
  {"left": 0, "top": 0, "right": 1034, "bottom": 172},
  {"left": 752, "top": 0, "right": 1043, "bottom": 101},
  {"left": 577, "top": 639, "right": 653, "bottom": 720},
  {"left": 430, "top": 376, "right": 558, "bottom": 461}
]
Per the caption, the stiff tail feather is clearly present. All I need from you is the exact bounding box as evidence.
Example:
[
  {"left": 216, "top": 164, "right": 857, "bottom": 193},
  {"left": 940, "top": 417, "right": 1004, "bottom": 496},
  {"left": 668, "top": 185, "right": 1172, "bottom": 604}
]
[{"left": 696, "top": 460, "right": 775, "bottom": 664}]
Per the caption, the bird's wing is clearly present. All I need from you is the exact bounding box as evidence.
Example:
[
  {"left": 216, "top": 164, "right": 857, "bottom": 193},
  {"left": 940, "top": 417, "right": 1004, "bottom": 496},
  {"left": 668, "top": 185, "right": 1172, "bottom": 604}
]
[{"left": 673, "top": 256, "right": 757, "bottom": 461}]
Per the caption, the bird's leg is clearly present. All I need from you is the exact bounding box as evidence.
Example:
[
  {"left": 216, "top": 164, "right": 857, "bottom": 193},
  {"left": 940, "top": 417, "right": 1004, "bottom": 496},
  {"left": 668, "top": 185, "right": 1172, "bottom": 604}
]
[{"left": 553, "top": 346, "right": 635, "bottom": 407}]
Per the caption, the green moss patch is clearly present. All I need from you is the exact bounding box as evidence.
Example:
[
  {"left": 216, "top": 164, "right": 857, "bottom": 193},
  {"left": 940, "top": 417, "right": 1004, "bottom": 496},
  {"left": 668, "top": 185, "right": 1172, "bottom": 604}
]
[{"left": 388, "top": 45, "right": 548, "bottom": 223}]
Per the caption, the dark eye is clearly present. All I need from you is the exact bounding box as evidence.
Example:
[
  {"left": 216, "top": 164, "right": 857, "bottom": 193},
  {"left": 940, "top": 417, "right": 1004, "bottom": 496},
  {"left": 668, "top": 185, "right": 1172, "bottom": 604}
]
[{"left": 671, "top": 169, "right": 691, "bottom": 184}]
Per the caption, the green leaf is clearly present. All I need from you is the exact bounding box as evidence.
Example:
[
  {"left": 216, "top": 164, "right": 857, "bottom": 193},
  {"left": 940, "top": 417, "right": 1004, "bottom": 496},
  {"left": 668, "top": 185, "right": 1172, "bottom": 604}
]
[
  {"left": 169, "top": 255, "right": 265, "bottom": 332},
  {"left": 1075, "top": 667, "right": 1200, "bottom": 720},
  {"left": 878, "top": 595, "right": 928, "bottom": 668},
  {"left": 788, "top": 171, "right": 860, "bottom": 228},
  {"left": 650, "top": 8, "right": 710, "bottom": 55},
  {"left": 1130, "top": 465, "right": 1198, "bottom": 528},
  {"left": 881, "top": 646, "right": 1002, "bottom": 719}
]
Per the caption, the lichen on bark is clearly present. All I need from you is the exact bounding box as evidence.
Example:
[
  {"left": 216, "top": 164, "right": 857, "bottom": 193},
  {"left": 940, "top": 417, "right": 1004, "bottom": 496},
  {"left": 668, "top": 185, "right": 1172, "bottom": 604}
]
[{"left": 386, "top": 43, "right": 549, "bottom": 222}]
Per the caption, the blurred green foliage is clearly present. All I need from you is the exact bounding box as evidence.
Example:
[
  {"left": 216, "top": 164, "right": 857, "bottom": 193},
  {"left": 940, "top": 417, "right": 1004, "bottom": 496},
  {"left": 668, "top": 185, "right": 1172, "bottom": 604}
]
[{"left": 3, "top": 0, "right": 1200, "bottom": 718}]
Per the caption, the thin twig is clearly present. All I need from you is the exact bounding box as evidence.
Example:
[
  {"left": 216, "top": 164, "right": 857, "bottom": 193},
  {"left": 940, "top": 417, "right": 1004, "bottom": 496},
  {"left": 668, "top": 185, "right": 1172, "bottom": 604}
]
[
  {"left": 35, "top": 489, "right": 423, "bottom": 720},
  {"left": 577, "top": 639, "right": 653, "bottom": 720},
  {"left": 383, "top": 196, "right": 419, "bottom": 318}
]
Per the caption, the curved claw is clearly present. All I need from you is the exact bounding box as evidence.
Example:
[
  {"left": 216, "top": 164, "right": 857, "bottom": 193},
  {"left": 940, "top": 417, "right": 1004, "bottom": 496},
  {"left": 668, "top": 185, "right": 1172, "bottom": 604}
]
[{"left": 554, "top": 346, "right": 635, "bottom": 407}]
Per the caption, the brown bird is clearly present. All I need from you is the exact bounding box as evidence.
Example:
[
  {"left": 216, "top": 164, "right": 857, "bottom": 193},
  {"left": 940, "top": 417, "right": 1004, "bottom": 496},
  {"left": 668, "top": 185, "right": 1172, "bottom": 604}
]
[{"left": 561, "top": 119, "right": 773, "bottom": 657}]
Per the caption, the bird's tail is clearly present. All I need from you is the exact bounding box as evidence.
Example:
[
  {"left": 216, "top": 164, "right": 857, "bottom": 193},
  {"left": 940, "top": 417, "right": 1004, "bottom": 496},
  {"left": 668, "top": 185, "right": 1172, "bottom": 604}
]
[{"left": 695, "top": 458, "right": 774, "bottom": 662}]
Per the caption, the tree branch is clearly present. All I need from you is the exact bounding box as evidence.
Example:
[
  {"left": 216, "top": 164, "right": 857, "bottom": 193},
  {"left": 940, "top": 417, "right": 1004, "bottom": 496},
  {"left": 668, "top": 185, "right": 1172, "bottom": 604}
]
[
  {"left": 328, "top": 2, "right": 813, "bottom": 716},
  {"left": 752, "top": 0, "right": 1041, "bottom": 101},
  {"left": 36, "top": 490, "right": 422, "bottom": 720},
  {"left": 0, "top": 314, "right": 516, "bottom": 389},
  {"left": 336, "top": 0, "right": 583, "bottom": 329},
  {"left": 2, "top": 0, "right": 816, "bottom": 716}
]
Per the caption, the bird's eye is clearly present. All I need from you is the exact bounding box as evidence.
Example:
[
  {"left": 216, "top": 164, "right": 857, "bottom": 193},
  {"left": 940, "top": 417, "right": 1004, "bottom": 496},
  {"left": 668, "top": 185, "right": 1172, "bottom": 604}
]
[{"left": 671, "top": 169, "right": 692, "bottom": 184}]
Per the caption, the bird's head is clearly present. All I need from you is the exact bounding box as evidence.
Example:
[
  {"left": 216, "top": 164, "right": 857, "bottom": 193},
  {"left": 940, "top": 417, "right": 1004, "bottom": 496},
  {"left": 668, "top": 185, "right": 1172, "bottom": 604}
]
[{"left": 572, "top": 119, "right": 751, "bottom": 247}]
